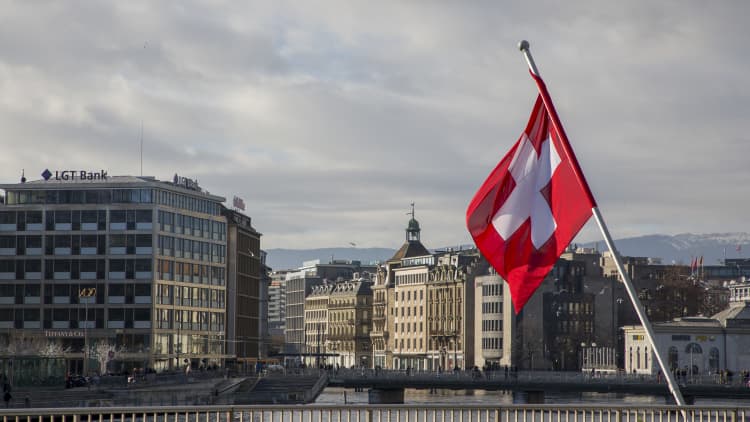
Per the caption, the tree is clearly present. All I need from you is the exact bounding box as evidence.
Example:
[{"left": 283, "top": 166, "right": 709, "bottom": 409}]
[
  {"left": 639, "top": 266, "right": 707, "bottom": 322},
  {"left": 89, "top": 342, "right": 123, "bottom": 375}
]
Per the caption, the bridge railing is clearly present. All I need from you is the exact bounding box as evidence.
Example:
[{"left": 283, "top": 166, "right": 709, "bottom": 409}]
[{"left": 0, "top": 404, "right": 748, "bottom": 422}]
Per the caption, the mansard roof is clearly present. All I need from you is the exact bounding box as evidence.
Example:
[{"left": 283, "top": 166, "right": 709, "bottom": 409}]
[{"left": 389, "top": 240, "right": 431, "bottom": 262}]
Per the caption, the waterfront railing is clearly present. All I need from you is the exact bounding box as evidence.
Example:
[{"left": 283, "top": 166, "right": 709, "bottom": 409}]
[{"left": 1, "top": 404, "right": 748, "bottom": 422}]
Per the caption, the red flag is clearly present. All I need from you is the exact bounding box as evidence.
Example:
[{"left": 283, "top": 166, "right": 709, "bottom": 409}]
[
  {"left": 467, "top": 72, "right": 595, "bottom": 312},
  {"left": 691, "top": 257, "right": 697, "bottom": 273}
]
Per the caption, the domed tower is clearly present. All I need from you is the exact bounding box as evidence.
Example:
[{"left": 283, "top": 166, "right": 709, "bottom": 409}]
[
  {"left": 406, "top": 202, "right": 421, "bottom": 243},
  {"left": 388, "top": 203, "right": 430, "bottom": 262}
]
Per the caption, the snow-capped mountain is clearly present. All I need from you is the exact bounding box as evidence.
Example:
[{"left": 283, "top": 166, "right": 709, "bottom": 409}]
[{"left": 581, "top": 232, "right": 750, "bottom": 265}]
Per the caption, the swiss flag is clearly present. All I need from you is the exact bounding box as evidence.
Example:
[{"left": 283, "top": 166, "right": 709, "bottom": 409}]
[{"left": 466, "top": 73, "right": 596, "bottom": 312}]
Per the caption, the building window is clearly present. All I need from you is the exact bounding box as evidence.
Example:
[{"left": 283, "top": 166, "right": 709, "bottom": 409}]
[
  {"left": 668, "top": 346, "right": 679, "bottom": 371},
  {"left": 709, "top": 347, "right": 720, "bottom": 373}
]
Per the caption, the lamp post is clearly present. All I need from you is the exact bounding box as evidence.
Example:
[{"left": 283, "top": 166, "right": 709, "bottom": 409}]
[{"left": 79, "top": 287, "right": 96, "bottom": 376}]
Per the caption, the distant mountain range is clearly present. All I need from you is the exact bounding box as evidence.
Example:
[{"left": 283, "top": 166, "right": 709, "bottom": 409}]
[
  {"left": 580, "top": 232, "right": 750, "bottom": 266},
  {"left": 265, "top": 233, "right": 750, "bottom": 271}
]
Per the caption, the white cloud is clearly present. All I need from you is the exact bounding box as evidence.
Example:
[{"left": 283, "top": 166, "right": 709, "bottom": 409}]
[{"left": 1, "top": 0, "right": 749, "bottom": 249}]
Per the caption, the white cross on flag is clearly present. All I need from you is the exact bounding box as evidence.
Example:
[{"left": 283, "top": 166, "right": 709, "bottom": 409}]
[{"left": 467, "top": 73, "right": 596, "bottom": 312}]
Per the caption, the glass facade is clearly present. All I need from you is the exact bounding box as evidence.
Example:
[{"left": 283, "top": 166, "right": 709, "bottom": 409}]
[{"left": 0, "top": 176, "right": 227, "bottom": 377}]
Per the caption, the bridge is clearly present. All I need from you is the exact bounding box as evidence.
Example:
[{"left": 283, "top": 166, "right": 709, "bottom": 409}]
[{"left": 326, "top": 369, "right": 750, "bottom": 404}]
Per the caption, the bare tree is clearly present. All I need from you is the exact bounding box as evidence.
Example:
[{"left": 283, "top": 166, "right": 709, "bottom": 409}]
[{"left": 89, "top": 342, "right": 123, "bottom": 375}]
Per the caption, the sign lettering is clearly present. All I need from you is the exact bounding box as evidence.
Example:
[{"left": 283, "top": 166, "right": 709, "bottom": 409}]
[
  {"left": 79, "top": 287, "right": 97, "bottom": 297},
  {"left": 41, "top": 169, "right": 108, "bottom": 181},
  {"left": 233, "top": 196, "right": 246, "bottom": 211},
  {"left": 173, "top": 174, "right": 201, "bottom": 191}
]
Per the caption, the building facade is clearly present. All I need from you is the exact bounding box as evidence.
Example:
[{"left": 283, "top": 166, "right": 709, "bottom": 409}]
[
  {"left": 223, "top": 208, "right": 262, "bottom": 364},
  {"left": 284, "top": 260, "right": 374, "bottom": 362},
  {"left": 0, "top": 173, "right": 227, "bottom": 376},
  {"left": 327, "top": 277, "right": 373, "bottom": 368},
  {"left": 474, "top": 269, "right": 504, "bottom": 369},
  {"left": 303, "top": 282, "right": 333, "bottom": 366},
  {"left": 624, "top": 279, "right": 750, "bottom": 376}
]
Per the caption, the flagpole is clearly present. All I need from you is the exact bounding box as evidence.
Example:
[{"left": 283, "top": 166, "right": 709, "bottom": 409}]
[{"left": 518, "top": 40, "right": 687, "bottom": 407}]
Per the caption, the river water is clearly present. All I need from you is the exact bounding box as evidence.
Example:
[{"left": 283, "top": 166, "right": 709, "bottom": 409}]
[{"left": 314, "top": 387, "right": 744, "bottom": 406}]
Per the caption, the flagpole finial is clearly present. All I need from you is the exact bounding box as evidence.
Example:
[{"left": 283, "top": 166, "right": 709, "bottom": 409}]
[{"left": 518, "top": 40, "right": 540, "bottom": 76}]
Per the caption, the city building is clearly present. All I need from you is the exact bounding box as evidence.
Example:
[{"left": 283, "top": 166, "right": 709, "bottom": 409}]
[
  {"left": 303, "top": 282, "right": 334, "bottom": 366},
  {"left": 503, "top": 253, "right": 598, "bottom": 371},
  {"left": 372, "top": 209, "right": 430, "bottom": 370},
  {"left": 0, "top": 173, "right": 228, "bottom": 378},
  {"left": 223, "top": 207, "right": 262, "bottom": 365},
  {"left": 623, "top": 301, "right": 750, "bottom": 376},
  {"left": 370, "top": 265, "right": 391, "bottom": 369},
  {"left": 474, "top": 268, "right": 504, "bottom": 369},
  {"left": 267, "top": 272, "right": 287, "bottom": 357},
  {"left": 377, "top": 207, "right": 483, "bottom": 371},
  {"left": 327, "top": 276, "right": 373, "bottom": 368},
  {"left": 283, "top": 259, "right": 374, "bottom": 364}
]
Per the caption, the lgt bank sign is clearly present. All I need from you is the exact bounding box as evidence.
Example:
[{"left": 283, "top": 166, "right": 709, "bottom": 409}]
[{"left": 42, "top": 169, "right": 108, "bottom": 181}]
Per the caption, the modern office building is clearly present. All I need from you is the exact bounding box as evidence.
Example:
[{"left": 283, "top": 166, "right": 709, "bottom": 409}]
[
  {"left": 0, "top": 172, "right": 227, "bottom": 376},
  {"left": 223, "top": 208, "right": 262, "bottom": 364}
]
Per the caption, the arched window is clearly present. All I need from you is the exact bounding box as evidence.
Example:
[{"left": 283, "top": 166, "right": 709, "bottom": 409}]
[
  {"left": 668, "top": 346, "right": 679, "bottom": 370},
  {"left": 685, "top": 343, "right": 703, "bottom": 354},
  {"left": 709, "top": 347, "right": 720, "bottom": 373},
  {"left": 629, "top": 347, "right": 633, "bottom": 371},
  {"left": 645, "top": 346, "right": 649, "bottom": 370}
]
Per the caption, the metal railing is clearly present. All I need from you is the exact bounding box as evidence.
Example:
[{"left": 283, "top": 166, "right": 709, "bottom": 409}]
[{"left": 1, "top": 404, "right": 748, "bottom": 422}]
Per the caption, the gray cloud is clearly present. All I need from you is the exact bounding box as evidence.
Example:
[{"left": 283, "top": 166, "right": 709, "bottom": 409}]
[{"left": 1, "top": 0, "right": 749, "bottom": 250}]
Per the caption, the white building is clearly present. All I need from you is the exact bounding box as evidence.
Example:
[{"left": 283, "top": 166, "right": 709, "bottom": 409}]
[
  {"left": 623, "top": 301, "right": 750, "bottom": 375},
  {"left": 474, "top": 270, "right": 504, "bottom": 369}
]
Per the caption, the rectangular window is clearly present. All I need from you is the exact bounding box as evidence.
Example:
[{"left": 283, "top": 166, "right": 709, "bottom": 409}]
[{"left": 110, "top": 210, "right": 126, "bottom": 223}]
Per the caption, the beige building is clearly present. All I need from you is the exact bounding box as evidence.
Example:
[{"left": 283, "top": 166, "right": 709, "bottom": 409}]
[
  {"left": 378, "top": 208, "right": 483, "bottom": 371},
  {"left": 370, "top": 265, "right": 391, "bottom": 369},
  {"left": 303, "top": 282, "right": 334, "bottom": 367},
  {"left": 392, "top": 257, "right": 431, "bottom": 370},
  {"left": 327, "top": 277, "right": 373, "bottom": 368}
]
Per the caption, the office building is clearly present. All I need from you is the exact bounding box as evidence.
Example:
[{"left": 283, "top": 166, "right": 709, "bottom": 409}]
[
  {"left": 0, "top": 172, "right": 227, "bottom": 376},
  {"left": 223, "top": 208, "right": 262, "bottom": 363}
]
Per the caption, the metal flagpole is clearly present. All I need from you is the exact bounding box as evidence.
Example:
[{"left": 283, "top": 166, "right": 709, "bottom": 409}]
[{"left": 518, "top": 40, "right": 687, "bottom": 407}]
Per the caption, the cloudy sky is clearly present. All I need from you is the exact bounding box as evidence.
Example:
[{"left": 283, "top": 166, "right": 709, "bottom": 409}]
[{"left": 1, "top": 1, "right": 748, "bottom": 250}]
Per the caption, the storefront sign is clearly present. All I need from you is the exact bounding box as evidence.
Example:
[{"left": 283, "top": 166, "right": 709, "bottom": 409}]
[{"left": 44, "top": 330, "right": 84, "bottom": 338}]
